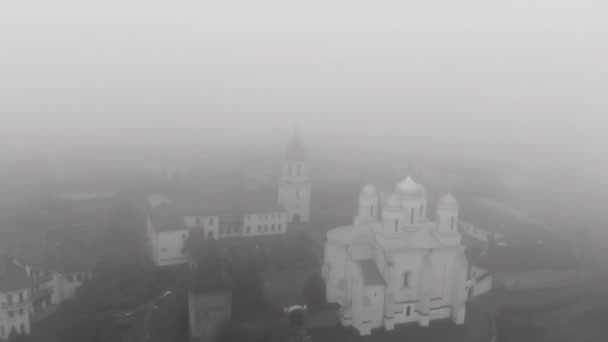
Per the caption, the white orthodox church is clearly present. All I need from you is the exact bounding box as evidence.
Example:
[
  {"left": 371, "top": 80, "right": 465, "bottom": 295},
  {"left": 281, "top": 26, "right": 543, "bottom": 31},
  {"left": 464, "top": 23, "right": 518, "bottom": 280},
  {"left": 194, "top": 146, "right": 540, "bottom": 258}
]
[
  {"left": 278, "top": 127, "right": 311, "bottom": 222},
  {"left": 322, "top": 177, "right": 469, "bottom": 335}
]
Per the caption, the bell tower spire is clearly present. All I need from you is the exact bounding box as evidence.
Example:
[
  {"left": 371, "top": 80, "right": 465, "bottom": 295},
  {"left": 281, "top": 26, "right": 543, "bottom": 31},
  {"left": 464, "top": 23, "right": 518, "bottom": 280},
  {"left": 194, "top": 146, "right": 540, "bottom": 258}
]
[{"left": 278, "top": 124, "right": 311, "bottom": 223}]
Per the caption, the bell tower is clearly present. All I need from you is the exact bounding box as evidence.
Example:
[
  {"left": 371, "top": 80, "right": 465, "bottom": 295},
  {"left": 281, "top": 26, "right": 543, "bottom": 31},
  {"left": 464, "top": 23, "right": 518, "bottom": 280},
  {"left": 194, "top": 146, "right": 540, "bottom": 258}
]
[{"left": 278, "top": 125, "right": 311, "bottom": 222}]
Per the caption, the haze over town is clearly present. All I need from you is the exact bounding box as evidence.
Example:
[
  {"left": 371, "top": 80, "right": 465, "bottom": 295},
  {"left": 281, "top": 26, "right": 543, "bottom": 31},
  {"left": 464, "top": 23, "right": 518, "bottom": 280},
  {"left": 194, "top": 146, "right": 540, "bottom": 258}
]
[{"left": 1, "top": 1, "right": 608, "bottom": 341}]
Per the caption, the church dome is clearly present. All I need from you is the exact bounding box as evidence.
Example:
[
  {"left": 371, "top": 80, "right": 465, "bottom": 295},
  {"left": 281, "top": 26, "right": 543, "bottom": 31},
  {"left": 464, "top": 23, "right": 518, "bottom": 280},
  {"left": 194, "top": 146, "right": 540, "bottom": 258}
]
[
  {"left": 360, "top": 184, "right": 378, "bottom": 198},
  {"left": 395, "top": 177, "right": 421, "bottom": 198},
  {"left": 438, "top": 193, "right": 459, "bottom": 210},
  {"left": 383, "top": 194, "right": 402, "bottom": 211}
]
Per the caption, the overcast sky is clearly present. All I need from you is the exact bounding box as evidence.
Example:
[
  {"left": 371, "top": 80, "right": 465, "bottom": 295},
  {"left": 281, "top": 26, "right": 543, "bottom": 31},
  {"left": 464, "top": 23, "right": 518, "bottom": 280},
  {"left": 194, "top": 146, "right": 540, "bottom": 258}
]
[{"left": 1, "top": 0, "right": 607, "bottom": 166}]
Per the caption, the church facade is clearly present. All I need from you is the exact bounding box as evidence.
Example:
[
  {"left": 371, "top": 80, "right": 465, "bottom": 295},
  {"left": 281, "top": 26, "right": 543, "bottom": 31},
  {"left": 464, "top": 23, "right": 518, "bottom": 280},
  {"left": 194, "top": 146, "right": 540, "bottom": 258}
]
[{"left": 322, "top": 177, "right": 469, "bottom": 335}]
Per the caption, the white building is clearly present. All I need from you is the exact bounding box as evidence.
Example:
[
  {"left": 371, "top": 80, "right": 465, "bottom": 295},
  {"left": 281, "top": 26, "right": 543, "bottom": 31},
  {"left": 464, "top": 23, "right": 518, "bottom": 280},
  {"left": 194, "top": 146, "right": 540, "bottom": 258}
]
[
  {"left": 0, "top": 265, "right": 31, "bottom": 339},
  {"left": 146, "top": 128, "right": 311, "bottom": 267},
  {"left": 0, "top": 244, "right": 94, "bottom": 338},
  {"left": 146, "top": 190, "right": 288, "bottom": 267},
  {"left": 278, "top": 127, "right": 311, "bottom": 223},
  {"left": 146, "top": 212, "right": 191, "bottom": 267},
  {"left": 322, "top": 177, "right": 470, "bottom": 336}
]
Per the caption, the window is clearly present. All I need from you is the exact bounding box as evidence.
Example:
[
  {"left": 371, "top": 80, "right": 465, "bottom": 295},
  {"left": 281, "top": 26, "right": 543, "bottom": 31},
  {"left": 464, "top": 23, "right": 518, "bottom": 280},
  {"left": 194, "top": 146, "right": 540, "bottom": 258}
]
[
  {"left": 403, "top": 272, "right": 411, "bottom": 288},
  {"left": 420, "top": 203, "right": 423, "bottom": 216},
  {"left": 264, "top": 225, "right": 268, "bottom": 232},
  {"left": 406, "top": 306, "right": 411, "bottom": 316},
  {"left": 394, "top": 220, "right": 398, "bottom": 233},
  {"left": 246, "top": 226, "right": 250, "bottom": 234},
  {"left": 1, "top": 325, "right": 4, "bottom": 337},
  {"left": 296, "top": 164, "right": 301, "bottom": 176},
  {"left": 296, "top": 190, "right": 300, "bottom": 199},
  {"left": 182, "top": 233, "right": 187, "bottom": 240},
  {"left": 6, "top": 294, "right": 12, "bottom": 305},
  {"left": 195, "top": 217, "right": 200, "bottom": 225},
  {"left": 181, "top": 247, "right": 186, "bottom": 255},
  {"left": 67, "top": 274, "right": 73, "bottom": 282},
  {"left": 18, "top": 292, "right": 23, "bottom": 302},
  {"left": 410, "top": 208, "right": 414, "bottom": 224},
  {"left": 271, "top": 224, "right": 275, "bottom": 232},
  {"left": 8, "top": 311, "right": 14, "bottom": 318},
  {"left": 77, "top": 274, "right": 84, "bottom": 281},
  {"left": 277, "top": 224, "right": 281, "bottom": 232},
  {"left": 18, "top": 308, "right": 23, "bottom": 316},
  {"left": 437, "top": 215, "right": 440, "bottom": 224},
  {"left": 451, "top": 217, "right": 455, "bottom": 230},
  {"left": 209, "top": 217, "right": 214, "bottom": 225}
]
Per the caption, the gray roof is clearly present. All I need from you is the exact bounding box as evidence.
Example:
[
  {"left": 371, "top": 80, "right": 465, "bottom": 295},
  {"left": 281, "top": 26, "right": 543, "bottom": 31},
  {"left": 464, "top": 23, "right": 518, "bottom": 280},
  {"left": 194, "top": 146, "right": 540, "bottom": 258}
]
[
  {"left": 148, "top": 210, "right": 189, "bottom": 233},
  {"left": 358, "top": 259, "right": 385, "bottom": 286},
  {"left": 13, "top": 244, "right": 96, "bottom": 274},
  {"left": 0, "top": 265, "right": 29, "bottom": 292},
  {"left": 162, "top": 186, "right": 285, "bottom": 218}
]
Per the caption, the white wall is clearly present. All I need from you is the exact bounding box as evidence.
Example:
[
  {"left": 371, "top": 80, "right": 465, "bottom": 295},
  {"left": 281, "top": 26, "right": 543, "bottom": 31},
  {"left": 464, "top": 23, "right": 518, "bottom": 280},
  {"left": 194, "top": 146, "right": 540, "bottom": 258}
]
[
  {"left": 278, "top": 182, "right": 311, "bottom": 222},
  {"left": 155, "top": 230, "right": 189, "bottom": 266},
  {"left": 60, "top": 272, "right": 91, "bottom": 301},
  {"left": 0, "top": 289, "right": 31, "bottom": 338}
]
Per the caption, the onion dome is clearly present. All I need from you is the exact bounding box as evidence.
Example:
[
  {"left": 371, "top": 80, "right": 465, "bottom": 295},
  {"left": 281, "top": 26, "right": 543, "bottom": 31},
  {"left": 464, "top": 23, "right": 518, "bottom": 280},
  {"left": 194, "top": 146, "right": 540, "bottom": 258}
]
[
  {"left": 360, "top": 184, "right": 378, "bottom": 198},
  {"left": 384, "top": 194, "right": 402, "bottom": 211},
  {"left": 437, "top": 193, "right": 459, "bottom": 210},
  {"left": 395, "top": 176, "right": 422, "bottom": 198}
]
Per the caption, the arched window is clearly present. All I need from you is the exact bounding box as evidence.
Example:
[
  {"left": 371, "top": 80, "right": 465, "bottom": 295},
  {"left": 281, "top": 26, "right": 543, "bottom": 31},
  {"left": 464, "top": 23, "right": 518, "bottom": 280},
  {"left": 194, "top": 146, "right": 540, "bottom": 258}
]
[
  {"left": 406, "top": 305, "right": 411, "bottom": 316},
  {"left": 403, "top": 272, "right": 412, "bottom": 288}
]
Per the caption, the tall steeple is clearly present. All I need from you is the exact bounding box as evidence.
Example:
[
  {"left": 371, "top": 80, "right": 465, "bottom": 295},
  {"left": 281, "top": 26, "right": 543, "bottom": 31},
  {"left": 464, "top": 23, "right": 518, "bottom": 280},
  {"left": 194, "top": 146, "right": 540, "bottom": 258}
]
[
  {"left": 286, "top": 124, "right": 306, "bottom": 161},
  {"left": 278, "top": 124, "right": 311, "bottom": 223}
]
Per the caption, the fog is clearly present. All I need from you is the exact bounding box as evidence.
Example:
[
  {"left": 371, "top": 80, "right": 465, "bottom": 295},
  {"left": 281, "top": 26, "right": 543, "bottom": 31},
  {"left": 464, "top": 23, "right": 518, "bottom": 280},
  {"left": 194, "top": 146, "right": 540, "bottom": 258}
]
[
  {"left": 1, "top": 1, "right": 607, "bottom": 182},
  {"left": 2, "top": 2, "right": 608, "bottom": 340}
]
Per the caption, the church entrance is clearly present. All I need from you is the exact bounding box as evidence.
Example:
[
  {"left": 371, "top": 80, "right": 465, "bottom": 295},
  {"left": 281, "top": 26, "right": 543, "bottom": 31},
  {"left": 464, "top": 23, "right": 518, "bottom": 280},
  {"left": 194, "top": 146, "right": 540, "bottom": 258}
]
[{"left": 292, "top": 214, "right": 301, "bottom": 223}]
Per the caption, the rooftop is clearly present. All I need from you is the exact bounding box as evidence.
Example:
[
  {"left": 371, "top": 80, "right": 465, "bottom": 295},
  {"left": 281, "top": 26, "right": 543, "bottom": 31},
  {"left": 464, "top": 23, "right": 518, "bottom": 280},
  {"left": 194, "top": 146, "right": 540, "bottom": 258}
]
[
  {"left": 357, "top": 259, "right": 385, "bottom": 286},
  {"left": 0, "top": 264, "right": 29, "bottom": 292},
  {"left": 148, "top": 208, "right": 189, "bottom": 233},
  {"left": 160, "top": 185, "right": 285, "bottom": 218},
  {"left": 13, "top": 243, "right": 97, "bottom": 274}
]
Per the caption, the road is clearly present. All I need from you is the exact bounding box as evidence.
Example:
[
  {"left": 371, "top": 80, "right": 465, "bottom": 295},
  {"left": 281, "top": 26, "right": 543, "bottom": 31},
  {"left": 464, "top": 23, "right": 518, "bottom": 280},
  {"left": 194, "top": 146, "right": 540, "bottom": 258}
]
[{"left": 138, "top": 280, "right": 186, "bottom": 342}]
